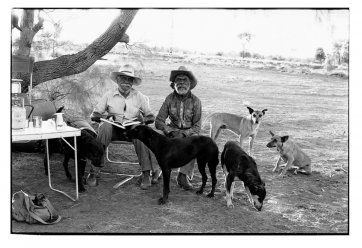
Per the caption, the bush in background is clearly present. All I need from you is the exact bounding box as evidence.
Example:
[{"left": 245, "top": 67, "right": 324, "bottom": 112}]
[
  {"left": 342, "top": 41, "right": 349, "bottom": 64},
  {"left": 239, "top": 51, "right": 251, "bottom": 58},
  {"left": 315, "top": 47, "right": 326, "bottom": 63},
  {"left": 251, "top": 53, "right": 264, "bottom": 60},
  {"left": 33, "top": 64, "right": 116, "bottom": 120}
]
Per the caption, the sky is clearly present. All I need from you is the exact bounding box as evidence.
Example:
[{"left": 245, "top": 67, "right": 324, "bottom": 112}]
[{"left": 12, "top": 8, "right": 349, "bottom": 59}]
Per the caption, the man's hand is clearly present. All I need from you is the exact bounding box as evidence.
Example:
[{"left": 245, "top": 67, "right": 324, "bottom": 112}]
[
  {"left": 143, "top": 114, "right": 155, "bottom": 125},
  {"left": 144, "top": 118, "right": 154, "bottom": 125},
  {"left": 91, "top": 114, "right": 115, "bottom": 123},
  {"left": 91, "top": 116, "right": 101, "bottom": 123}
]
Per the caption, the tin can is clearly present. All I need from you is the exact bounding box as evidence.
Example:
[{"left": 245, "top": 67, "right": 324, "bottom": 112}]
[
  {"left": 11, "top": 79, "right": 23, "bottom": 94},
  {"left": 32, "top": 116, "right": 42, "bottom": 128}
]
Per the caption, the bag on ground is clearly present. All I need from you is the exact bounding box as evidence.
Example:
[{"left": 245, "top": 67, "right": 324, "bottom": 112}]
[{"left": 12, "top": 190, "right": 61, "bottom": 225}]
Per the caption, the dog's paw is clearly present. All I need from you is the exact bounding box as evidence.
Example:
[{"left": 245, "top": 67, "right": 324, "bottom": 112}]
[
  {"left": 86, "top": 173, "right": 98, "bottom": 187},
  {"left": 78, "top": 186, "right": 86, "bottom": 193},
  {"left": 196, "top": 190, "right": 203, "bottom": 195},
  {"left": 158, "top": 197, "right": 167, "bottom": 205},
  {"left": 227, "top": 203, "right": 234, "bottom": 209},
  {"left": 206, "top": 192, "right": 215, "bottom": 198},
  {"left": 299, "top": 170, "right": 312, "bottom": 175},
  {"left": 278, "top": 173, "right": 287, "bottom": 178}
]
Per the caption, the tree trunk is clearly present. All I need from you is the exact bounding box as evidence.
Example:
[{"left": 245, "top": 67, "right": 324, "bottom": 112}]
[
  {"left": 13, "top": 9, "right": 138, "bottom": 92},
  {"left": 15, "top": 10, "right": 43, "bottom": 56}
]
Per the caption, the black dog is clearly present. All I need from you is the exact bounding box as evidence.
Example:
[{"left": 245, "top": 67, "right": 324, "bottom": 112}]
[
  {"left": 221, "top": 141, "right": 266, "bottom": 211},
  {"left": 44, "top": 111, "right": 104, "bottom": 192},
  {"left": 124, "top": 125, "right": 219, "bottom": 205},
  {"left": 44, "top": 127, "right": 104, "bottom": 193}
]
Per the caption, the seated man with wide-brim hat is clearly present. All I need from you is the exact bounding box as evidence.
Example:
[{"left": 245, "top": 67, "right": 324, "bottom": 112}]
[
  {"left": 91, "top": 64, "right": 161, "bottom": 189},
  {"left": 155, "top": 66, "right": 202, "bottom": 190}
]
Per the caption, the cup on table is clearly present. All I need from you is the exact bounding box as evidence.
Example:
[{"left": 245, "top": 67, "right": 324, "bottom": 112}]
[
  {"left": 32, "top": 116, "right": 42, "bottom": 128},
  {"left": 28, "top": 119, "right": 33, "bottom": 128},
  {"left": 50, "top": 118, "right": 57, "bottom": 129}
]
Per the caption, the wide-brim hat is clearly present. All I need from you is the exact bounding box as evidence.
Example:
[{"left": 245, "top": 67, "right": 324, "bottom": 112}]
[
  {"left": 110, "top": 64, "right": 142, "bottom": 86},
  {"left": 169, "top": 66, "right": 197, "bottom": 90}
]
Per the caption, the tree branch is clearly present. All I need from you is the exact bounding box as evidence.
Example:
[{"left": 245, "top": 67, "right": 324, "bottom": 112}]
[
  {"left": 32, "top": 16, "right": 44, "bottom": 33},
  {"left": 18, "top": 9, "right": 138, "bottom": 91}
]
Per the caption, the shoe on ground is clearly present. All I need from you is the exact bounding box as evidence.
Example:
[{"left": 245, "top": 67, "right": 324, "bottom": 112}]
[
  {"left": 151, "top": 170, "right": 162, "bottom": 184},
  {"left": 86, "top": 173, "right": 98, "bottom": 187},
  {"left": 86, "top": 167, "right": 101, "bottom": 187},
  {"left": 176, "top": 173, "right": 193, "bottom": 190},
  {"left": 140, "top": 170, "right": 151, "bottom": 190}
]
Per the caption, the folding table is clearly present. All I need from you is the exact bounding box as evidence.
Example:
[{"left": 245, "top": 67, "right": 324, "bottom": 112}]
[{"left": 12, "top": 121, "right": 81, "bottom": 201}]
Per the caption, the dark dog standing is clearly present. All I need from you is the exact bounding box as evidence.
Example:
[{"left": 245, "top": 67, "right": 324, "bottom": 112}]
[
  {"left": 125, "top": 125, "right": 219, "bottom": 205},
  {"left": 44, "top": 126, "right": 104, "bottom": 192},
  {"left": 221, "top": 141, "right": 266, "bottom": 211},
  {"left": 44, "top": 127, "right": 104, "bottom": 192},
  {"left": 44, "top": 113, "right": 104, "bottom": 192}
]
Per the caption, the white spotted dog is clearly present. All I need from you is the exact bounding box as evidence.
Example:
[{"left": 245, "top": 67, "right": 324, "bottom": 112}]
[
  {"left": 202, "top": 106, "right": 267, "bottom": 157},
  {"left": 266, "top": 131, "right": 312, "bottom": 177},
  {"left": 221, "top": 141, "right": 266, "bottom": 211}
]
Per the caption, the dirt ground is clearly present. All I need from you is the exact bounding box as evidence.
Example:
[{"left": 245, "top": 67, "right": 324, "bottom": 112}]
[{"left": 11, "top": 58, "right": 348, "bottom": 233}]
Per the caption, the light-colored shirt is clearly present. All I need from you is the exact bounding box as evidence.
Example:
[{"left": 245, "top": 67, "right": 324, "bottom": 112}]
[{"left": 93, "top": 88, "right": 153, "bottom": 122}]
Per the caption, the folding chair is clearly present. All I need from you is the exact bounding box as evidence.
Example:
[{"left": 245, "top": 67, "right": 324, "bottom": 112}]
[
  {"left": 106, "top": 140, "right": 138, "bottom": 165},
  {"left": 104, "top": 140, "right": 142, "bottom": 188}
]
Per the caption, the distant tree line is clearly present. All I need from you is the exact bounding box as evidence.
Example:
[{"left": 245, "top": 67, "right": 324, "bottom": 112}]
[{"left": 314, "top": 40, "right": 349, "bottom": 65}]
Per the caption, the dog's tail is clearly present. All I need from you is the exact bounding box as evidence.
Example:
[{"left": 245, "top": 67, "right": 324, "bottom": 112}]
[{"left": 201, "top": 113, "right": 217, "bottom": 130}]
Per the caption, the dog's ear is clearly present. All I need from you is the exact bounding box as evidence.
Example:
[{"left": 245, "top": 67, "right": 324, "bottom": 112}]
[
  {"left": 281, "top": 136, "right": 289, "bottom": 142},
  {"left": 254, "top": 183, "right": 265, "bottom": 193},
  {"left": 269, "top": 131, "right": 275, "bottom": 136},
  {"left": 262, "top": 109, "right": 268, "bottom": 114},
  {"left": 56, "top": 106, "right": 65, "bottom": 113},
  {"left": 247, "top": 106, "right": 254, "bottom": 114}
]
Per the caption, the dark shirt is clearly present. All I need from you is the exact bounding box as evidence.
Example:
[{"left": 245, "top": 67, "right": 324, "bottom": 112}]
[{"left": 155, "top": 91, "right": 202, "bottom": 136}]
